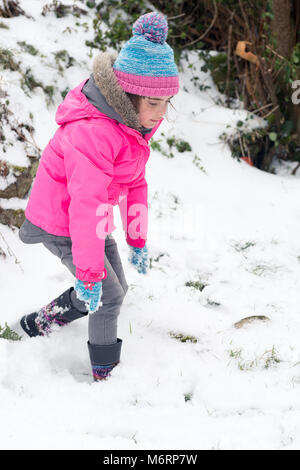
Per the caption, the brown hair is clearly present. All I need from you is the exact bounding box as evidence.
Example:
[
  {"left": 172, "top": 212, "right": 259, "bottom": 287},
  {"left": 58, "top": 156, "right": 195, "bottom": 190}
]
[
  {"left": 125, "top": 92, "right": 142, "bottom": 114},
  {"left": 125, "top": 92, "right": 175, "bottom": 120}
]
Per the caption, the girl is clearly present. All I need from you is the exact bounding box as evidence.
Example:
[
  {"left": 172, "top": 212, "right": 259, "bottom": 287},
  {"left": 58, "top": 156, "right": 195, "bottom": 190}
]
[{"left": 14, "top": 11, "right": 179, "bottom": 381}]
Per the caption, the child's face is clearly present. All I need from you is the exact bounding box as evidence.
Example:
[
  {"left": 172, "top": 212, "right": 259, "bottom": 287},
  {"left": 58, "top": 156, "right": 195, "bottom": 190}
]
[{"left": 138, "top": 95, "right": 173, "bottom": 128}]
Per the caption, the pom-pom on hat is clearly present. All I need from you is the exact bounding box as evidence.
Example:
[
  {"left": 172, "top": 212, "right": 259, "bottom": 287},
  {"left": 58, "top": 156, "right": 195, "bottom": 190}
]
[{"left": 113, "top": 12, "right": 179, "bottom": 97}]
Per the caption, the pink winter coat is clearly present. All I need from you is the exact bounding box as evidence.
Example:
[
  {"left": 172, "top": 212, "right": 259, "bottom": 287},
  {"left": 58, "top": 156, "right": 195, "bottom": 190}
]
[{"left": 25, "top": 79, "right": 162, "bottom": 282}]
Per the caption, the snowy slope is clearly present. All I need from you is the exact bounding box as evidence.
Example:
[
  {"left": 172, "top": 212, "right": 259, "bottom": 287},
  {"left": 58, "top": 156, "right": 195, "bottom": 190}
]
[{"left": 1, "top": 0, "right": 300, "bottom": 450}]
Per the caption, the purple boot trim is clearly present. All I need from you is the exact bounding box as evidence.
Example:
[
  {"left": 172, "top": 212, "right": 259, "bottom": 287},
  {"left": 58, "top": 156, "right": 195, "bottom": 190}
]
[
  {"left": 92, "top": 362, "right": 118, "bottom": 381},
  {"left": 35, "top": 301, "right": 70, "bottom": 335}
]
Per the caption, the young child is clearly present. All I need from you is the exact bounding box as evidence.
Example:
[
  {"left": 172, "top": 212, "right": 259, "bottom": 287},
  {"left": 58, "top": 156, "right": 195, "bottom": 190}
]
[{"left": 15, "top": 11, "right": 179, "bottom": 381}]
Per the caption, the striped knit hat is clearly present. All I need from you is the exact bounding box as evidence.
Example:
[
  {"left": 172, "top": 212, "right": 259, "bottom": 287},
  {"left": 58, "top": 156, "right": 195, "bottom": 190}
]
[{"left": 113, "top": 12, "right": 179, "bottom": 97}]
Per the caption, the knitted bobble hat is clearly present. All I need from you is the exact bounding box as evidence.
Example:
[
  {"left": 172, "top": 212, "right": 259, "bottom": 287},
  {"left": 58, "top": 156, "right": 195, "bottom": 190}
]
[{"left": 113, "top": 11, "right": 179, "bottom": 97}]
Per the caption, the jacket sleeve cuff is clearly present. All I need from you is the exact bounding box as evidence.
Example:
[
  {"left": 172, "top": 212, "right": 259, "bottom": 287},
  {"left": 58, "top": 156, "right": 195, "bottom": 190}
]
[
  {"left": 75, "top": 267, "right": 107, "bottom": 283},
  {"left": 126, "top": 234, "right": 146, "bottom": 249}
]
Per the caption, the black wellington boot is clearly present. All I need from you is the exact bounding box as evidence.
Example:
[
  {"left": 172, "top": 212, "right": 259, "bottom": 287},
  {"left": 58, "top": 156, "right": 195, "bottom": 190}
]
[
  {"left": 88, "top": 339, "right": 122, "bottom": 381},
  {"left": 20, "top": 287, "right": 88, "bottom": 338}
]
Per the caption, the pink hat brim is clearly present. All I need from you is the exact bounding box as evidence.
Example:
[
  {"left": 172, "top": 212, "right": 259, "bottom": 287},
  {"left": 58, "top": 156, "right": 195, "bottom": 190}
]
[{"left": 113, "top": 69, "right": 179, "bottom": 96}]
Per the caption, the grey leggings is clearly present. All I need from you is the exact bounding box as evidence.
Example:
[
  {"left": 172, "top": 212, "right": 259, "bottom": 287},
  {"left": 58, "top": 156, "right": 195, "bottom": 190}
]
[{"left": 40, "top": 234, "right": 128, "bottom": 346}]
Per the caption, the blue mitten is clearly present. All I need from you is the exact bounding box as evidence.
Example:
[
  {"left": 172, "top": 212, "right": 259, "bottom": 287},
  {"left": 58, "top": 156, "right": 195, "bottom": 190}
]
[
  {"left": 128, "top": 245, "right": 149, "bottom": 275},
  {"left": 74, "top": 280, "right": 103, "bottom": 313}
]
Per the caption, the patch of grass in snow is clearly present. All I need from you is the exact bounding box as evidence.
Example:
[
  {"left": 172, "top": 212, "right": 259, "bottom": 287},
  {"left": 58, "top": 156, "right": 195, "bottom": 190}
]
[
  {"left": 228, "top": 345, "right": 281, "bottom": 371},
  {"left": 185, "top": 280, "right": 207, "bottom": 291},
  {"left": 153, "top": 253, "right": 168, "bottom": 263},
  {"left": 53, "top": 49, "right": 75, "bottom": 75},
  {"left": 237, "top": 359, "right": 257, "bottom": 371},
  {"left": 169, "top": 332, "right": 198, "bottom": 344},
  {"left": 151, "top": 137, "right": 205, "bottom": 172},
  {"left": 0, "top": 322, "right": 22, "bottom": 341},
  {"left": 170, "top": 194, "right": 180, "bottom": 209},
  {"left": 251, "top": 264, "right": 269, "bottom": 276},
  {"left": 184, "top": 392, "right": 193, "bottom": 402},
  {"left": 150, "top": 139, "right": 161, "bottom": 152},
  {"left": 20, "top": 69, "right": 41, "bottom": 93},
  {"left": 229, "top": 348, "right": 242, "bottom": 359},
  {"left": 0, "top": 100, "right": 40, "bottom": 158},
  {"left": 150, "top": 133, "right": 192, "bottom": 159},
  {"left": 20, "top": 69, "right": 55, "bottom": 105},
  {"left": 193, "top": 154, "right": 206, "bottom": 173},
  {"left": 167, "top": 136, "right": 192, "bottom": 153},
  {"left": 149, "top": 252, "right": 170, "bottom": 271},
  {"left": 75, "top": 20, "right": 89, "bottom": 32},
  {"left": 0, "top": 21, "right": 9, "bottom": 29},
  {"left": 263, "top": 346, "right": 281, "bottom": 369},
  {"left": 61, "top": 87, "right": 70, "bottom": 99},
  {"left": 17, "top": 41, "right": 39, "bottom": 56},
  {"left": 233, "top": 240, "right": 256, "bottom": 252},
  {"left": 206, "top": 298, "right": 221, "bottom": 307},
  {"left": 249, "top": 263, "right": 282, "bottom": 277},
  {"left": 0, "top": 48, "right": 20, "bottom": 72}
]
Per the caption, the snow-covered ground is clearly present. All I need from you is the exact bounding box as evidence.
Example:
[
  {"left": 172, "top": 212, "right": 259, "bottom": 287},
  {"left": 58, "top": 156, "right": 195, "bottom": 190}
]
[{"left": 1, "top": 0, "right": 300, "bottom": 450}]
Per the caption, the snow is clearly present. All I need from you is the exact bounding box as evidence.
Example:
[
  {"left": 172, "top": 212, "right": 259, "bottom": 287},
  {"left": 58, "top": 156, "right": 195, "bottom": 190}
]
[{"left": 1, "top": 0, "right": 300, "bottom": 450}]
